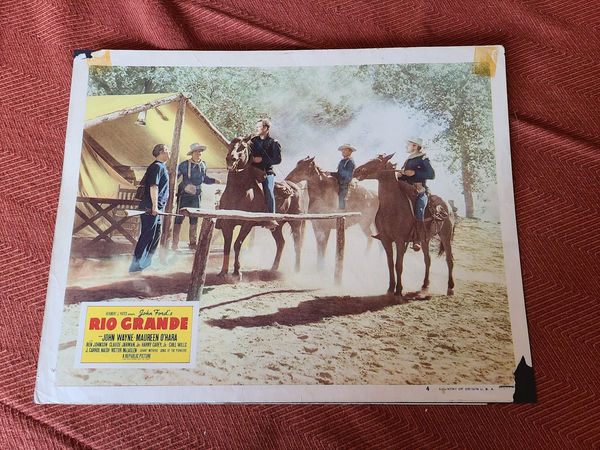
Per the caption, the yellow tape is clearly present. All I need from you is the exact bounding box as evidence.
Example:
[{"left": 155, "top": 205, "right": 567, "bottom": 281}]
[
  {"left": 87, "top": 50, "right": 112, "bottom": 66},
  {"left": 472, "top": 46, "right": 499, "bottom": 77}
]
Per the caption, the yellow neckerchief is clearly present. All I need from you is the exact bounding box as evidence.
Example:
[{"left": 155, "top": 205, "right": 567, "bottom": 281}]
[
  {"left": 406, "top": 151, "right": 426, "bottom": 160},
  {"left": 401, "top": 152, "right": 426, "bottom": 171}
]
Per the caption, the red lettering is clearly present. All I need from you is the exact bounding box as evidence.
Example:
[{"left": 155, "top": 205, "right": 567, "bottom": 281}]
[
  {"left": 89, "top": 317, "right": 100, "bottom": 330},
  {"left": 133, "top": 317, "right": 143, "bottom": 329},
  {"left": 121, "top": 317, "right": 132, "bottom": 330},
  {"left": 169, "top": 317, "right": 180, "bottom": 330},
  {"left": 89, "top": 317, "right": 117, "bottom": 330},
  {"left": 156, "top": 317, "right": 168, "bottom": 329},
  {"left": 180, "top": 317, "right": 188, "bottom": 330},
  {"left": 106, "top": 317, "right": 117, "bottom": 330},
  {"left": 144, "top": 317, "right": 156, "bottom": 330}
]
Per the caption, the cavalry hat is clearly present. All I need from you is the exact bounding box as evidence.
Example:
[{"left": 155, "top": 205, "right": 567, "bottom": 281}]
[
  {"left": 338, "top": 144, "right": 357, "bottom": 152},
  {"left": 187, "top": 143, "right": 207, "bottom": 155},
  {"left": 408, "top": 137, "right": 424, "bottom": 147}
]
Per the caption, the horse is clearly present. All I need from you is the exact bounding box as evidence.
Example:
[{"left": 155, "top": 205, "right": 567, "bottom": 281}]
[
  {"left": 285, "top": 156, "right": 378, "bottom": 268},
  {"left": 353, "top": 154, "right": 455, "bottom": 297},
  {"left": 216, "top": 136, "right": 306, "bottom": 276}
]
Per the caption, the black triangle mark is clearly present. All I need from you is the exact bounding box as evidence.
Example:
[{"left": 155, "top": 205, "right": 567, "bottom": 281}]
[{"left": 513, "top": 355, "right": 537, "bottom": 403}]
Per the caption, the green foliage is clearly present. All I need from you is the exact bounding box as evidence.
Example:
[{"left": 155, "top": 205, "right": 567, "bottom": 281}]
[
  {"left": 88, "top": 66, "right": 269, "bottom": 138},
  {"left": 370, "top": 63, "right": 496, "bottom": 193},
  {"left": 88, "top": 61, "right": 497, "bottom": 203}
]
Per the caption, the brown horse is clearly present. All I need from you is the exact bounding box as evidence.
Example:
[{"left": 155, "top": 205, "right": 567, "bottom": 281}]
[
  {"left": 353, "top": 154, "right": 455, "bottom": 297},
  {"left": 285, "top": 156, "right": 378, "bottom": 268},
  {"left": 216, "top": 136, "right": 306, "bottom": 276}
]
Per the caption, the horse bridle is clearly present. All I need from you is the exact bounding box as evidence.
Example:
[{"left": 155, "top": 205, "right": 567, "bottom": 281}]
[
  {"left": 357, "top": 159, "right": 417, "bottom": 219},
  {"left": 228, "top": 140, "right": 251, "bottom": 173}
]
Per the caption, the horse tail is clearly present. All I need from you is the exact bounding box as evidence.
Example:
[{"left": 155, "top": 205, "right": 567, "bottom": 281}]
[
  {"left": 437, "top": 222, "right": 451, "bottom": 257},
  {"left": 437, "top": 208, "right": 456, "bottom": 257},
  {"left": 437, "top": 239, "right": 446, "bottom": 257}
]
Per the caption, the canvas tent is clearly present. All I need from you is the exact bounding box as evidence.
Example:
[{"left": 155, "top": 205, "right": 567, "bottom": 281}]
[{"left": 75, "top": 93, "right": 230, "bottom": 247}]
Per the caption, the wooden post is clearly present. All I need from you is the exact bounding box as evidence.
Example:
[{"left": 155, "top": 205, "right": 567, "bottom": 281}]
[
  {"left": 160, "top": 95, "right": 186, "bottom": 250},
  {"left": 187, "top": 217, "right": 216, "bottom": 302},
  {"left": 334, "top": 216, "right": 346, "bottom": 285}
]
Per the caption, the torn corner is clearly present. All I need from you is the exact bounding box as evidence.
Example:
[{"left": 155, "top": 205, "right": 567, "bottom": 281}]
[
  {"left": 513, "top": 355, "right": 537, "bottom": 403},
  {"left": 472, "top": 46, "right": 500, "bottom": 77},
  {"left": 83, "top": 50, "right": 112, "bottom": 67},
  {"left": 74, "top": 50, "right": 95, "bottom": 59}
]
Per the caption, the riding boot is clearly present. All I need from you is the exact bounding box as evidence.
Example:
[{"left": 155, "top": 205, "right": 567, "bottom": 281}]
[
  {"left": 188, "top": 223, "right": 198, "bottom": 249},
  {"left": 412, "top": 220, "right": 426, "bottom": 252},
  {"left": 171, "top": 223, "right": 181, "bottom": 251}
]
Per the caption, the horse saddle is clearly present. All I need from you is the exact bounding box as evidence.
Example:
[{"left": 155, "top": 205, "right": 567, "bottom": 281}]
[
  {"left": 426, "top": 194, "right": 449, "bottom": 222},
  {"left": 249, "top": 168, "right": 295, "bottom": 209}
]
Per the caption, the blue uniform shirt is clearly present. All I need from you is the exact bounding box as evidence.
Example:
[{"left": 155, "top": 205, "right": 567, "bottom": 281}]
[
  {"left": 398, "top": 153, "right": 435, "bottom": 187},
  {"left": 139, "top": 160, "right": 169, "bottom": 210},
  {"left": 250, "top": 135, "right": 282, "bottom": 175},
  {"left": 331, "top": 157, "right": 355, "bottom": 185},
  {"left": 177, "top": 159, "right": 216, "bottom": 195}
]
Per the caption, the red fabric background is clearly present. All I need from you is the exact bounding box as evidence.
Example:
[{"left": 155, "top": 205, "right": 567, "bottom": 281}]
[{"left": 1, "top": 1, "right": 599, "bottom": 448}]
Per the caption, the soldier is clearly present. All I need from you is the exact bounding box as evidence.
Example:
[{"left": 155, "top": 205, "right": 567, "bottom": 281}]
[
  {"left": 328, "top": 144, "right": 357, "bottom": 210},
  {"left": 397, "top": 137, "right": 435, "bottom": 251},
  {"left": 129, "top": 144, "right": 171, "bottom": 272},
  {"left": 249, "top": 119, "right": 281, "bottom": 229},
  {"left": 172, "top": 143, "right": 218, "bottom": 250}
]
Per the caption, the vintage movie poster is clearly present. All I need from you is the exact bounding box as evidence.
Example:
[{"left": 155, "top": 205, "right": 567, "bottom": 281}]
[{"left": 35, "top": 47, "right": 533, "bottom": 403}]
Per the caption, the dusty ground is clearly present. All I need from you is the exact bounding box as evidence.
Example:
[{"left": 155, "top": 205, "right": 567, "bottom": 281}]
[{"left": 55, "top": 218, "right": 516, "bottom": 387}]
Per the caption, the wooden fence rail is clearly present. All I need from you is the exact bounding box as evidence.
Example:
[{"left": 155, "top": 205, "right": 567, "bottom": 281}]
[{"left": 180, "top": 208, "right": 361, "bottom": 302}]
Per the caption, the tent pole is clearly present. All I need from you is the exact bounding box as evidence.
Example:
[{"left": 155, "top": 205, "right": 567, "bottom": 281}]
[
  {"left": 83, "top": 93, "right": 181, "bottom": 129},
  {"left": 160, "top": 94, "right": 186, "bottom": 253}
]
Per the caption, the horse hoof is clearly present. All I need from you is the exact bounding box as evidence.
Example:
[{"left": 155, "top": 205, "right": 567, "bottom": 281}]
[
  {"left": 447, "top": 289, "right": 454, "bottom": 296},
  {"left": 217, "top": 271, "right": 227, "bottom": 277},
  {"left": 394, "top": 291, "right": 403, "bottom": 298},
  {"left": 417, "top": 289, "right": 429, "bottom": 299}
]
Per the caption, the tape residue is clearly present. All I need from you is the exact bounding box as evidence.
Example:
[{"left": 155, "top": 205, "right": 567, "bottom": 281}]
[{"left": 472, "top": 46, "right": 499, "bottom": 77}]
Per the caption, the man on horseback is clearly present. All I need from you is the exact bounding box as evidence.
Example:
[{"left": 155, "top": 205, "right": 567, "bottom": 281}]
[
  {"left": 249, "top": 119, "right": 282, "bottom": 229},
  {"left": 397, "top": 137, "right": 435, "bottom": 251},
  {"left": 327, "top": 144, "right": 357, "bottom": 210}
]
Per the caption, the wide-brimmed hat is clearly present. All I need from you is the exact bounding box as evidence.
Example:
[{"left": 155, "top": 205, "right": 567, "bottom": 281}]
[
  {"left": 187, "top": 143, "right": 207, "bottom": 155},
  {"left": 408, "top": 137, "right": 424, "bottom": 147},
  {"left": 338, "top": 144, "right": 357, "bottom": 153}
]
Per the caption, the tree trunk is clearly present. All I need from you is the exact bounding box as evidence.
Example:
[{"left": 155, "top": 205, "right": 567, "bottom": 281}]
[
  {"left": 462, "top": 178, "right": 474, "bottom": 218},
  {"left": 460, "top": 139, "right": 475, "bottom": 218}
]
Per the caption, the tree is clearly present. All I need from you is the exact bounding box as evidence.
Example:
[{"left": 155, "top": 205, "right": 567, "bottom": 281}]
[
  {"left": 88, "top": 66, "right": 272, "bottom": 139},
  {"left": 370, "top": 63, "right": 495, "bottom": 217},
  {"left": 88, "top": 62, "right": 497, "bottom": 217}
]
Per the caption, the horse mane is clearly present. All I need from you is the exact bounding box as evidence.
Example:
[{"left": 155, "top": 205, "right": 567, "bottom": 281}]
[
  {"left": 314, "top": 162, "right": 328, "bottom": 180},
  {"left": 228, "top": 136, "right": 242, "bottom": 149},
  {"left": 375, "top": 157, "right": 417, "bottom": 201},
  {"left": 397, "top": 179, "right": 418, "bottom": 200}
]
